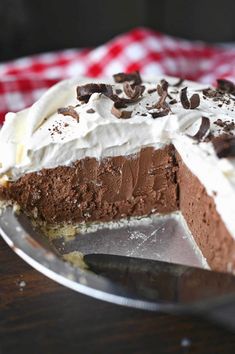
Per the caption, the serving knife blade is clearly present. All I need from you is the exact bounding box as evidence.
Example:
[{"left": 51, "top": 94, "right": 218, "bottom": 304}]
[{"left": 84, "top": 253, "right": 235, "bottom": 331}]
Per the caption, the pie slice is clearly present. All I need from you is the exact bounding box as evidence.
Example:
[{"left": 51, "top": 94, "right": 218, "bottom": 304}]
[{"left": 1, "top": 73, "right": 235, "bottom": 273}]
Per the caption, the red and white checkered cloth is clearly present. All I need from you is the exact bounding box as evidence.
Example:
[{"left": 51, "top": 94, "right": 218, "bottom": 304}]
[{"left": 1, "top": 27, "right": 235, "bottom": 124}]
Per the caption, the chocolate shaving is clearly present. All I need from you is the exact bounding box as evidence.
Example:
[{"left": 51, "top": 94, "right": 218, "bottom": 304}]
[
  {"left": 58, "top": 106, "right": 79, "bottom": 121},
  {"left": 110, "top": 87, "right": 145, "bottom": 108},
  {"left": 77, "top": 83, "right": 113, "bottom": 103},
  {"left": 224, "top": 121, "right": 235, "bottom": 132},
  {"left": 150, "top": 109, "right": 170, "bottom": 119},
  {"left": 154, "top": 79, "right": 169, "bottom": 110},
  {"left": 147, "top": 88, "right": 157, "bottom": 94},
  {"left": 212, "top": 134, "right": 235, "bottom": 158},
  {"left": 113, "top": 71, "right": 142, "bottom": 86},
  {"left": 123, "top": 82, "right": 145, "bottom": 99},
  {"left": 169, "top": 99, "right": 177, "bottom": 105},
  {"left": 86, "top": 108, "right": 95, "bottom": 113},
  {"left": 214, "top": 119, "right": 235, "bottom": 133},
  {"left": 111, "top": 103, "right": 132, "bottom": 119},
  {"left": 202, "top": 88, "right": 219, "bottom": 98},
  {"left": 180, "top": 87, "right": 200, "bottom": 109},
  {"left": 214, "top": 118, "right": 224, "bottom": 127},
  {"left": 217, "top": 79, "right": 235, "bottom": 95},
  {"left": 173, "top": 78, "right": 184, "bottom": 87},
  {"left": 158, "top": 79, "right": 168, "bottom": 95},
  {"left": 110, "top": 94, "right": 143, "bottom": 108},
  {"left": 203, "top": 79, "right": 235, "bottom": 102},
  {"left": 191, "top": 117, "right": 210, "bottom": 141}
]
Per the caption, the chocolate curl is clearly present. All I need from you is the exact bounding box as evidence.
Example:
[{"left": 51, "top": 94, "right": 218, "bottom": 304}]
[
  {"left": 155, "top": 80, "right": 169, "bottom": 110},
  {"left": 191, "top": 117, "right": 210, "bottom": 141},
  {"left": 180, "top": 87, "right": 200, "bottom": 109},
  {"left": 173, "top": 78, "right": 185, "bottom": 87},
  {"left": 147, "top": 80, "right": 171, "bottom": 118},
  {"left": 123, "top": 82, "right": 145, "bottom": 99},
  {"left": 58, "top": 106, "right": 79, "bottom": 121}
]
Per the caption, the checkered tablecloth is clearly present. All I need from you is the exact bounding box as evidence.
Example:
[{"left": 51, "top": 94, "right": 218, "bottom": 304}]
[{"left": 1, "top": 27, "right": 235, "bottom": 124}]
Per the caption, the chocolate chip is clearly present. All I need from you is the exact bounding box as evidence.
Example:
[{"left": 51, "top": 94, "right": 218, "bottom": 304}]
[
  {"left": 180, "top": 87, "right": 200, "bottom": 109},
  {"left": 212, "top": 134, "right": 235, "bottom": 158},
  {"left": 115, "top": 89, "right": 122, "bottom": 94},
  {"left": 113, "top": 71, "right": 142, "bottom": 85},
  {"left": 169, "top": 99, "right": 177, "bottom": 105},
  {"left": 58, "top": 106, "right": 79, "bottom": 121}
]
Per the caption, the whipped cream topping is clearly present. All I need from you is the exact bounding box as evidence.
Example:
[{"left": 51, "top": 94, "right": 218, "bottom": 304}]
[{"left": 1, "top": 75, "right": 235, "bottom": 239}]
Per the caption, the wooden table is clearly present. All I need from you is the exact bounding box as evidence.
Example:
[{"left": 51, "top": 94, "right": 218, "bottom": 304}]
[{"left": 1, "top": 237, "right": 235, "bottom": 354}]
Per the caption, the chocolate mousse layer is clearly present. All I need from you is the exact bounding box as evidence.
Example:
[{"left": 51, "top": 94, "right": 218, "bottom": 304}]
[
  {"left": 177, "top": 153, "right": 235, "bottom": 273},
  {"left": 0, "top": 145, "right": 179, "bottom": 224},
  {"left": 2, "top": 144, "right": 235, "bottom": 273}
]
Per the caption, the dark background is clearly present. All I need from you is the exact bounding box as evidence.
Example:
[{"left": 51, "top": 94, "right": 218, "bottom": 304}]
[{"left": 1, "top": 0, "right": 235, "bottom": 62}]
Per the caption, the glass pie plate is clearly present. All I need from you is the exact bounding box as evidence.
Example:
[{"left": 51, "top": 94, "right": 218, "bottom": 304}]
[{"left": 1, "top": 206, "right": 235, "bottom": 331}]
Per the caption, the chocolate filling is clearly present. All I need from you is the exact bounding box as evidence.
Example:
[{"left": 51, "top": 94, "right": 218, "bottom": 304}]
[
  {"left": 212, "top": 134, "right": 235, "bottom": 158},
  {"left": 0, "top": 146, "right": 178, "bottom": 224},
  {"left": 1, "top": 145, "right": 235, "bottom": 273},
  {"left": 177, "top": 153, "right": 235, "bottom": 272}
]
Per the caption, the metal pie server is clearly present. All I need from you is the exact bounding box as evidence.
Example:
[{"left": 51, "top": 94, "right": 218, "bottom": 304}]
[{"left": 84, "top": 253, "right": 235, "bottom": 331}]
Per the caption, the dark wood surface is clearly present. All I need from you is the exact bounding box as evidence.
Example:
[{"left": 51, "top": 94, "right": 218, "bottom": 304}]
[{"left": 1, "top": 237, "right": 235, "bottom": 354}]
